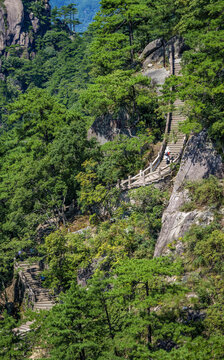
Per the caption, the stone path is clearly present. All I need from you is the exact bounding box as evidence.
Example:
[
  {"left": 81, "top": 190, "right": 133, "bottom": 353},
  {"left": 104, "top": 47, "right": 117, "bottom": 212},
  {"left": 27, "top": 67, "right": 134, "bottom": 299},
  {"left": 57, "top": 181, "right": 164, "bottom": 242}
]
[
  {"left": 120, "top": 57, "right": 186, "bottom": 190},
  {"left": 14, "top": 262, "right": 54, "bottom": 335},
  {"left": 14, "top": 56, "right": 186, "bottom": 335}
]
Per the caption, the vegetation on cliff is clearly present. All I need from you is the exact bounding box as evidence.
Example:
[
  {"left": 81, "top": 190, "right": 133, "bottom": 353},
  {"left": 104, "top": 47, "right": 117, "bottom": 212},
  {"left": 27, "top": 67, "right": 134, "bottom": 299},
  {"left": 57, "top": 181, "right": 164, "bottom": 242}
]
[{"left": 0, "top": 0, "right": 223, "bottom": 358}]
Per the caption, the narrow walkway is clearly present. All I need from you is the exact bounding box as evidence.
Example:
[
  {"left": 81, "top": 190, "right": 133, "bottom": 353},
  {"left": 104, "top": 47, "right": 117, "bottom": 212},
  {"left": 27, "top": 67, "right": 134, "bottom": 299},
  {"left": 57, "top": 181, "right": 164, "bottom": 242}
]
[
  {"left": 120, "top": 57, "right": 186, "bottom": 190},
  {"left": 14, "top": 262, "right": 54, "bottom": 335},
  {"left": 14, "top": 55, "right": 186, "bottom": 335}
]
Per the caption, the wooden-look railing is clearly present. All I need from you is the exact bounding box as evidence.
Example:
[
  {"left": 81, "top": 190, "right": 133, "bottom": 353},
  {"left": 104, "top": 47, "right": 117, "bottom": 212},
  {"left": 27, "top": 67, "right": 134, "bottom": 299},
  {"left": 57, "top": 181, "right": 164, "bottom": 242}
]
[
  {"left": 118, "top": 50, "right": 186, "bottom": 191},
  {"left": 15, "top": 262, "right": 36, "bottom": 307},
  {"left": 118, "top": 140, "right": 186, "bottom": 190}
]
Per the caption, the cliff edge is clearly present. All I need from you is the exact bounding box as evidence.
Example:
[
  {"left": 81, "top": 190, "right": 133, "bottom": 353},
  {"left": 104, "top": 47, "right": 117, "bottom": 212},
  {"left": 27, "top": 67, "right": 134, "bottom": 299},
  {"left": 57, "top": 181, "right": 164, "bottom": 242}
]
[
  {"left": 154, "top": 131, "right": 224, "bottom": 257},
  {"left": 0, "top": 0, "right": 50, "bottom": 57}
]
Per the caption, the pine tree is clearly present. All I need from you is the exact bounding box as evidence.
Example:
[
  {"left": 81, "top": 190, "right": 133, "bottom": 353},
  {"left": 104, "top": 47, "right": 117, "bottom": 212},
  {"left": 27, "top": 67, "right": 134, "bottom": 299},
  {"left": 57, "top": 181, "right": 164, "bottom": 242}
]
[{"left": 90, "top": 0, "right": 150, "bottom": 74}]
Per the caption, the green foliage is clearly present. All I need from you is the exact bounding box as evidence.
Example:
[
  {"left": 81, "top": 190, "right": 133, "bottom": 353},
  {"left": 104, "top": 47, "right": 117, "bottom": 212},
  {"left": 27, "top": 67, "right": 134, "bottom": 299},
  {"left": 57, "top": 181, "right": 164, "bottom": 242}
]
[
  {"left": 181, "top": 176, "right": 224, "bottom": 211},
  {"left": 161, "top": 0, "right": 224, "bottom": 146},
  {"left": 52, "top": 4, "right": 80, "bottom": 33},
  {"left": 0, "top": 89, "right": 96, "bottom": 279},
  {"left": 76, "top": 135, "right": 158, "bottom": 216},
  {"left": 0, "top": 312, "right": 28, "bottom": 359},
  {"left": 0, "top": 0, "right": 224, "bottom": 357},
  {"left": 183, "top": 224, "right": 224, "bottom": 273},
  {"left": 41, "top": 185, "right": 168, "bottom": 290},
  {"left": 40, "top": 228, "right": 92, "bottom": 291},
  {"left": 81, "top": 70, "right": 151, "bottom": 117},
  {"left": 38, "top": 256, "right": 187, "bottom": 359},
  {"left": 80, "top": 69, "right": 164, "bottom": 137},
  {"left": 98, "top": 134, "right": 153, "bottom": 183},
  {"left": 129, "top": 185, "right": 169, "bottom": 243},
  {"left": 156, "top": 334, "right": 224, "bottom": 360},
  {"left": 76, "top": 158, "right": 123, "bottom": 217},
  {"left": 38, "top": 282, "right": 104, "bottom": 359},
  {"left": 90, "top": 0, "right": 150, "bottom": 73}
]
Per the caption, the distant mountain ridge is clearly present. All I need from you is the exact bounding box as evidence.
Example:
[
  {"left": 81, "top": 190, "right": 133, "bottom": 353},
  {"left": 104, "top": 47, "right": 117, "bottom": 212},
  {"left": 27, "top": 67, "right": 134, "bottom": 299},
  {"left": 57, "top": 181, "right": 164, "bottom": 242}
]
[{"left": 50, "top": 0, "right": 100, "bottom": 32}]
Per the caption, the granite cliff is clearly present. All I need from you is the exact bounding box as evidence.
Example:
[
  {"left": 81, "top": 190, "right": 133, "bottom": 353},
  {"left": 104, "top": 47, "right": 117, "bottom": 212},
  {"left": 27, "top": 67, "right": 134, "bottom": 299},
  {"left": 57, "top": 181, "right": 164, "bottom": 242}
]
[
  {"left": 0, "top": 0, "right": 50, "bottom": 58},
  {"left": 154, "top": 131, "right": 224, "bottom": 257}
]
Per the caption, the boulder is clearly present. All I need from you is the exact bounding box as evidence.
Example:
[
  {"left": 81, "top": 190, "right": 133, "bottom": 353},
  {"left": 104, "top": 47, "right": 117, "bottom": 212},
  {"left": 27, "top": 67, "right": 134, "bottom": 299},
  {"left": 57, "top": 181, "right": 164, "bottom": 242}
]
[
  {"left": 139, "top": 38, "right": 163, "bottom": 60},
  {"left": 154, "top": 131, "right": 224, "bottom": 257},
  {"left": 141, "top": 36, "right": 187, "bottom": 69}
]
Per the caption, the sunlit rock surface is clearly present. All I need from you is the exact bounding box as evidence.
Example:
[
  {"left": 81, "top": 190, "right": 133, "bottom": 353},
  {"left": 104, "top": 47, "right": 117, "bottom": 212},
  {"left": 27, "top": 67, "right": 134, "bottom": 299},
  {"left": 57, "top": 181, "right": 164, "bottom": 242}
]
[{"left": 154, "top": 131, "right": 224, "bottom": 257}]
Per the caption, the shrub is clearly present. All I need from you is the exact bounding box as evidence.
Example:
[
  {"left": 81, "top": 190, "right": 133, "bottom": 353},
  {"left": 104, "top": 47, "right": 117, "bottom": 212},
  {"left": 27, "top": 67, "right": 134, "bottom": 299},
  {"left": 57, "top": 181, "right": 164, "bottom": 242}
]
[{"left": 183, "top": 176, "right": 223, "bottom": 210}]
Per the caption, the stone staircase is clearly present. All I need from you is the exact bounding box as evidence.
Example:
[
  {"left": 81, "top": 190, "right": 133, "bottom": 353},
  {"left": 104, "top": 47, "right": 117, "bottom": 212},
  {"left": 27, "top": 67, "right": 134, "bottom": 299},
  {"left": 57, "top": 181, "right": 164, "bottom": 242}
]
[
  {"left": 14, "top": 262, "right": 54, "bottom": 335},
  {"left": 18, "top": 262, "right": 54, "bottom": 311},
  {"left": 120, "top": 57, "right": 186, "bottom": 190}
]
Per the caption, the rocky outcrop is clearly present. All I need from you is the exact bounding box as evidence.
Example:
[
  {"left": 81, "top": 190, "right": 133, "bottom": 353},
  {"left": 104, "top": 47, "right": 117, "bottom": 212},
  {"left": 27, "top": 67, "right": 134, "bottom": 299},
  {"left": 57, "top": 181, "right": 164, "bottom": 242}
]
[
  {"left": 0, "top": 0, "right": 50, "bottom": 58},
  {"left": 141, "top": 36, "right": 187, "bottom": 90},
  {"left": 87, "top": 110, "right": 135, "bottom": 145},
  {"left": 154, "top": 131, "right": 224, "bottom": 257},
  {"left": 87, "top": 37, "right": 187, "bottom": 144},
  {"left": 139, "top": 38, "right": 163, "bottom": 60},
  {"left": 141, "top": 36, "right": 186, "bottom": 70}
]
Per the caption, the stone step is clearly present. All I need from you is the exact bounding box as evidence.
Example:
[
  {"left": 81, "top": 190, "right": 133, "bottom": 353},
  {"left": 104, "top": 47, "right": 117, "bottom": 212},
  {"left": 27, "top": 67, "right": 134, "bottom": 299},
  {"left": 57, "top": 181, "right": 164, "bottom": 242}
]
[
  {"left": 172, "top": 115, "right": 185, "bottom": 119},
  {"left": 168, "top": 144, "right": 183, "bottom": 147},
  {"left": 175, "top": 65, "right": 182, "bottom": 72},
  {"left": 34, "top": 304, "right": 54, "bottom": 310},
  {"left": 17, "top": 325, "right": 31, "bottom": 332},
  {"left": 36, "top": 296, "right": 51, "bottom": 301},
  {"left": 168, "top": 146, "right": 183, "bottom": 151},
  {"left": 34, "top": 303, "right": 54, "bottom": 308},
  {"left": 35, "top": 300, "right": 53, "bottom": 304},
  {"left": 171, "top": 116, "right": 185, "bottom": 121},
  {"left": 35, "top": 290, "right": 51, "bottom": 295},
  {"left": 168, "top": 145, "right": 184, "bottom": 148},
  {"left": 168, "top": 140, "right": 184, "bottom": 145},
  {"left": 13, "top": 321, "right": 34, "bottom": 334},
  {"left": 170, "top": 125, "right": 183, "bottom": 128}
]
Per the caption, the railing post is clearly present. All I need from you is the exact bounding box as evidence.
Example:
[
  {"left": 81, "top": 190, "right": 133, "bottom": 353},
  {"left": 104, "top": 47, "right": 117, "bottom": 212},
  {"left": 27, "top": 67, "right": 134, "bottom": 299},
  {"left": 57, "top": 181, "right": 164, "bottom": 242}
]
[
  {"left": 158, "top": 167, "right": 161, "bottom": 178},
  {"left": 142, "top": 171, "right": 145, "bottom": 186},
  {"left": 128, "top": 175, "right": 131, "bottom": 188},
  {"left": 150, "top": 163, "right": 153, "bottom": 173}
]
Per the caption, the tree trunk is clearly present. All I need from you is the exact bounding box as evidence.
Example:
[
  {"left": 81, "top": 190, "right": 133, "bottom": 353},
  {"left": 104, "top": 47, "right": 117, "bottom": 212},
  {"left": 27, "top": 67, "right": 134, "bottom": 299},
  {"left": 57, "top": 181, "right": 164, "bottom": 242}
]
[
  {"left": 162, "top": 38, "right": 166, "bottom": 67},
  {"left": 101, "top": 295, "right": 119, "bottom": 357},
  {"left": 128, "top": 20, "right": 134, "bottom": 64},
  {"left": 145, "top": 281, "right": 152, "bottom": 350}
]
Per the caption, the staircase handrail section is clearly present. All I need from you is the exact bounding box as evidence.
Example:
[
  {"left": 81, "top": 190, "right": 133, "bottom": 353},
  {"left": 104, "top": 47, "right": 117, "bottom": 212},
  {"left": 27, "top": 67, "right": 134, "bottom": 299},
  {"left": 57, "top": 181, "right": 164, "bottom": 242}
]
[
  {"left": 15, "top": 262, "right": 37, "bottom": 305},
  {"left": 119, "top": 53, "right": 185, "bottom": 191}
]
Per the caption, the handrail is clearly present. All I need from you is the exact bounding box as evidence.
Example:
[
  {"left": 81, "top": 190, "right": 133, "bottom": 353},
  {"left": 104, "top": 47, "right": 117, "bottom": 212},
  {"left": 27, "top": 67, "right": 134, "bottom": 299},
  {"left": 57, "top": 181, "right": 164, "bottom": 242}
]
[
  {"left": 17, "top": 269, "right": 36, "bottom": 305},
  {"left": 121, "top": 133, "right": 187, "bottom": 190},
  {"left": 121, "top": 112, "right": 171, "bottom": 188},
  {"left": 119, "top": 52, "right": 186, "bottom": 191}
]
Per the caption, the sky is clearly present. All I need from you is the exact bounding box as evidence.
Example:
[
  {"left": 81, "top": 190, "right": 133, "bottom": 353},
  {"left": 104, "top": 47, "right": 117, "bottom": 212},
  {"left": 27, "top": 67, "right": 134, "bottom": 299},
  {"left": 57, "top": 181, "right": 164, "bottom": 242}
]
[{"left": 50, "top": 0, "right": 100, "bottom": 32}]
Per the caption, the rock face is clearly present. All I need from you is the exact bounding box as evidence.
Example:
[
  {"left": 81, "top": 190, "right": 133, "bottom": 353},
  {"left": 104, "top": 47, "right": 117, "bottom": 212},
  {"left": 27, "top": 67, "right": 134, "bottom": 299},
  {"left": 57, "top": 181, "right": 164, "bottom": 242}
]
[
  {"left": 141, "top": 36, "right": 186, "bottom": 69},
  {"left": 87, "top": 36, "right": 187, "bottom": 144},
  {"left": 141, "top": 36, "right": 187, "bottom": 89},
  {"left": 87, "top": 110, "right": 135, "bottom": 145},
  {"left": 139, "top": 38, "right": 163, "bottom": 60},
  {"left": 154, "top": 131, "right": 224, "bottom": 257},
  {"left": 0, "top": 0, "right": 50, "bottom": 57}
]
